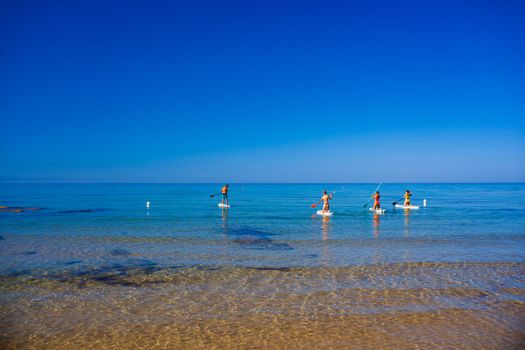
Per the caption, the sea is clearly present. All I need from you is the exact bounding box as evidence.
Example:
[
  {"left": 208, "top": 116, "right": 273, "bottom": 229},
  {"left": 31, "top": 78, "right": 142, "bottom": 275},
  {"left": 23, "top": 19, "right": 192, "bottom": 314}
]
[{"left": 1, "top": 183, "right": 524, "bottom": 349}]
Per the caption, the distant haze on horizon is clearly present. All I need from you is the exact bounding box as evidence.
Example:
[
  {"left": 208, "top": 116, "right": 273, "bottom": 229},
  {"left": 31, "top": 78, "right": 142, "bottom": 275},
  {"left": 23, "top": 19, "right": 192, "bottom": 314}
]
[{"left": 1, "top": 1, "right": 524, "bottom": 183}]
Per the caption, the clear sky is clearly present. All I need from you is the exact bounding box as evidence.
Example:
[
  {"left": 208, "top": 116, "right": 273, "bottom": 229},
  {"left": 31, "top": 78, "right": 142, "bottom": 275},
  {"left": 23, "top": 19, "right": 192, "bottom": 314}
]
[{"left": 1, "top": 0, "right": 524, "bottom": 182}]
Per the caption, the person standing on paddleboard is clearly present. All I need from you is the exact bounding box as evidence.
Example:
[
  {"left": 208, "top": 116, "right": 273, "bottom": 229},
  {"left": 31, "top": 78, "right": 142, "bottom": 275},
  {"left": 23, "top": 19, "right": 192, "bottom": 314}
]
[
  {"left": 320, "top": 190, "right": 333, "bottom": 213},
  {"left": 372, "top": 191, "right": 381, "bottom": 210},
  {"left": 221, "top": 184, "right": 229, "bottom": 206},
  {"left": 404, "top": 190, "right": 412, "bottom": 206}
]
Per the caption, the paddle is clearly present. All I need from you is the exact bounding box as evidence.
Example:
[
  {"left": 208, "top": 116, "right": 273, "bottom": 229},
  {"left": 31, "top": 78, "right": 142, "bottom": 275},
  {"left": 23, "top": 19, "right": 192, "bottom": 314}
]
[
  {"left": 210, "top": 190, "right": 232, "bottom": 198},
  {"left": 363, "top": 182, "right": 382, "bottom": 208},
  {"left": 392, "top": 197, "right": 404, "bottom": 206},
  {"left": 311, "top": 191, "right": 335, "bottom": 208}
]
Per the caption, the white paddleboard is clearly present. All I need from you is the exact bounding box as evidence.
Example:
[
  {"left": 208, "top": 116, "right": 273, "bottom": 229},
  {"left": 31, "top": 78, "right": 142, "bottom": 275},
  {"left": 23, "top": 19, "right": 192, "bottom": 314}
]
[
  {"left": 316, "top": 210, "right": 333, "bottom": 216},
  {"left": 394, "top": 204, "right": 420, "bottom": 209},
  {"left": 369, "top": 208, "right": 386, "bottom": 214},
  {"left": 218, "top": 203, "right": 230, "bottom": 208}
]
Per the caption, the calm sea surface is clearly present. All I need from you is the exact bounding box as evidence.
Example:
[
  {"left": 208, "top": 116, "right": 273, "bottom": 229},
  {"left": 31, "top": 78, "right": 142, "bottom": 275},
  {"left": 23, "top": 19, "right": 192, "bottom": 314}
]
[
  {"left": 1, "top": 183, "right": 524, "bottom": 349},
  {"left": 1, "top": 183, "right": 524, "bottom": 271}
]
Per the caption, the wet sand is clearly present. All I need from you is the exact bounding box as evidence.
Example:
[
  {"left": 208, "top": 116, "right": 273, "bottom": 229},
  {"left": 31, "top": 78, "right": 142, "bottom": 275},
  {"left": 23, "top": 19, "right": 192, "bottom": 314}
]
[{"left": 1, "top": 262, "right": 524, "bottom": 349}]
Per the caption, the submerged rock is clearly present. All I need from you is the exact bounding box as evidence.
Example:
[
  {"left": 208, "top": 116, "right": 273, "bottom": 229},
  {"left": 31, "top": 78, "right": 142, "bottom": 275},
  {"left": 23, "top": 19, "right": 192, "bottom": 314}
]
[
  {"left": 251, "top": 267, "right": 291, "bottom": 272},
  {"left": 233, "top": 237, "right": 273, "bottom": 245},
  {"left": 229, "top": 227, "right": 293, "bottom": 250},
  {"left": 110, "top": 249, "right": 132, "bottom": 256},
  {"left": 66, "top": 259, "right": 160, "bottom": 287},
  {"left": 65, "top": 260, "right": 83, "bottom": 265},
  {"left": 233, "top": 237, "right": 294, "bottom": 251},
  {"left": 5, "top": 269, "right": 32, "bottom": 277},
  {"left": 0, "top": 206, "right": 44, "bottom": 213},
  {"left": 228, "top": 228, "right": 275, "bottom": 237},
  {"left": 58, "top": 208, "right": 111, "bottom": 214},
  {"left": 21, "top": 251, "right": 38, "bottom": 255}
]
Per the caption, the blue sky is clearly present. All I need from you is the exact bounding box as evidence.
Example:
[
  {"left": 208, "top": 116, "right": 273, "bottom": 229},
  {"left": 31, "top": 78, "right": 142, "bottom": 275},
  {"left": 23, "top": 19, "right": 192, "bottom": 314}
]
[{"left": 1, "top": 0, "right": 524, "bottom": 182}]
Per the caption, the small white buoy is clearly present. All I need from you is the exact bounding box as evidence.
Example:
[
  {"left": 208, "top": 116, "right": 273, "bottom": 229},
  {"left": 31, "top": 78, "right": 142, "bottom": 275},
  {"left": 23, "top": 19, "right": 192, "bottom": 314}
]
[
  {"left": 423, "top": 199, "right": 427, "bottom": 207},
  {"left": 146, "top": 201, "right": 150, "bottom": 208}
]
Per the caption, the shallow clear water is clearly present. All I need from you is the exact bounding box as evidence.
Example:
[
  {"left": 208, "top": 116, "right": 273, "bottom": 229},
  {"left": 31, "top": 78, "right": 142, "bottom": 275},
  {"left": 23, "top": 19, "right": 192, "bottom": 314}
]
[
  {"left": 1, "top": 183, "right": 524, "bottom": 272},
  {"left": 1, "top": 183, "right": 524, "bottom": 349}
]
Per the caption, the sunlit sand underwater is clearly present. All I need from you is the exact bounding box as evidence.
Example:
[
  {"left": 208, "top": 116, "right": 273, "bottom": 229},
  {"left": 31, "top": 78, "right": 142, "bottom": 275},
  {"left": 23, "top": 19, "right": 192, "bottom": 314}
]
[{"left": 1, "top": 184, "right": 524, "bottom": 349}]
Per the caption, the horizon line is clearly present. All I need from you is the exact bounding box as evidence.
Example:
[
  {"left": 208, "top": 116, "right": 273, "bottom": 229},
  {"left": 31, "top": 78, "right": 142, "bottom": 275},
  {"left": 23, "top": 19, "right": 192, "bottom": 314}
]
[{"left": 1, "top": 181, "right": 524, "bottom": 185}]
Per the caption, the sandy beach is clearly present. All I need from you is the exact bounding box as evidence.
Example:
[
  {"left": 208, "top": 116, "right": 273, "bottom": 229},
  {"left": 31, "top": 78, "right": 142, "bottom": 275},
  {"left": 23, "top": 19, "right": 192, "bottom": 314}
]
[{"left": 2, "top": 261, "right": 524, "bottom": 349}]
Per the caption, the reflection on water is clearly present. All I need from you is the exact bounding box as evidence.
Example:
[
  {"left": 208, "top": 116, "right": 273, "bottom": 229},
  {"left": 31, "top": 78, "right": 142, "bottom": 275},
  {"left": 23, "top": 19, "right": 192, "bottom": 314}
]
[
  {"left": 221, "top": 207, "right": 228, "bottom": 237},
  {"left": 321, "top": 216, "right": 330, "bottom": 241},
  {"left": 373, "top": 213, "right": 380, "bottom": 238},
  {"left": 321, "top": 216, "right": 331, "bottom": 267},
  {"left": 404, "top": 209, "right": 410, "bottom": 237}
]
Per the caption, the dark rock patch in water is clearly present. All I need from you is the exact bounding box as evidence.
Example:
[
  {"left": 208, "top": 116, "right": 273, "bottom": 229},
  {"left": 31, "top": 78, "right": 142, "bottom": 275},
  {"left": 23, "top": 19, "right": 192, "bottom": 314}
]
[
  {"left": 110, "top": 249, "right": 132, "bottom": 256},
  {"left": 58, "top": 208, "right": 111, "bottom": 214},
  {"left": 233, "top": 237, "right": 294, "bottom": 251},
  {"left": 195, "top": 266, "right": 220, "bottom": 271},
  {"left": 263, "top": 242, "right": 294, "bottom": 251},
  {"left": 228, "top": 227, "right": 293, "bottom": 250},
  {"left": 228, "top": 228, "right": 275, "bottom": 237},
  {"left": 305, "top": 254, "right": 318, "bottom": 259},
  {"left": 65, "top": 260, "right": 83, "bottom": 265},
  {"left": 0, "top": 206, "right": 44, "bottom": 213},
  {"left": 234, "top": 237, "right": 272, "bottom": 245},
  {"left": 91, "top": 274, "right": 142, "bottom": 287},
  {"left": 251, "top": 267, "right": 291, "bottom": 272},
  {"left": 63, "top": 259, "right": 161, "bottom": 287},
  {"left": 5, "top": 269, "right": 32, "bottom": 277},
  {"left": 21, "top": 251, "right": 38, "bottom": 255},
  {"left": 125, "top": 258, "right": 157, "bottom": 268},
  {"left": 0, "top": 235, "right": 4, "bottom": 240}
]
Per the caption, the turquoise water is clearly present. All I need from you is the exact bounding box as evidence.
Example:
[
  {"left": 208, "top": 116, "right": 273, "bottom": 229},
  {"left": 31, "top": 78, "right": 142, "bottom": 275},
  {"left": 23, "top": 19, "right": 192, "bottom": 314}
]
[{"left": 1, "top": 183, "right": 524, "bottom": 273}]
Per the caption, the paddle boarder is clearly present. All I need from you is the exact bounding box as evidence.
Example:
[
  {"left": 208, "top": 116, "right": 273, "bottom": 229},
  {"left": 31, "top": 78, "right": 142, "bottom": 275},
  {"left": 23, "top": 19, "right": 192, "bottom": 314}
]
[
  {"left": 221, "top": 184, "right": 229, "bottom": 206},
  {"left": 372, "top": 191, "right": 381, "bottom": 210},
  {"left": 320, "top": 190, "right": 333, "bottom": 213},
  {"left": 404, "top": 190, "right": 412, "bottom": 206}
]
